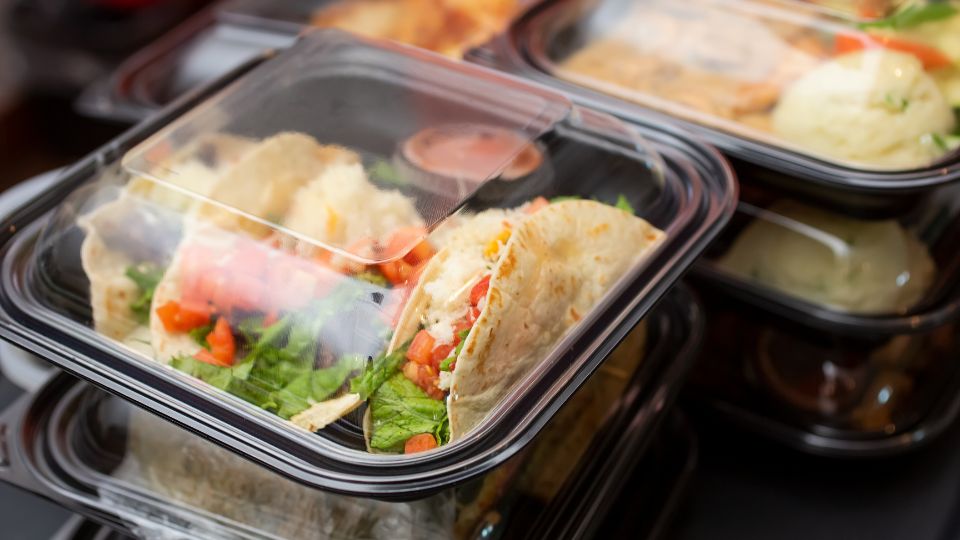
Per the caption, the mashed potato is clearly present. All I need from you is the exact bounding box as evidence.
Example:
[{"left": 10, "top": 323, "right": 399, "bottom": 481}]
[
  {"left": 772, "top": 49, "right": 956, "bottom": 168},
  {"left": 718, "top": 200, "right": 935, "bottom": 314}
]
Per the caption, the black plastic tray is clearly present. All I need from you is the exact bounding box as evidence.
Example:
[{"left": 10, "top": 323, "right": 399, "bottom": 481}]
[{"left": 0, "top": 284, "right": 702, "bottom": 539}]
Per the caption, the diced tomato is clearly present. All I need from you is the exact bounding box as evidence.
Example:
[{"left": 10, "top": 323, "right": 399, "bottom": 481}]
[
  {"left": 262, "top": 310, "right": 279, "bottom": 327},
  {"left": 194, "top": 349, "right": 232, "bottom": 368},
  {"left": 525, "top": 196, "right": 549, "bottom": 214},
  {"left": 466, "top": 306, "right": 481, "bottom": 325},
  {"left": 430, "top": 343, "right": 455, "bottom": 370},
  {"left": 404, "top": 433, "right": 438, "bottom": 454},
  {"left": 205, "top": 317, "right": 236, "bottom": 366},
  {"left": 156, "top": 301, "right": 211, "bottom": 333},
  {"left": 469, "top": 275, "right": 491, "bottom": 307},
  {"left": 385, "top": 227, "right": 434, "bottom": 266},
  {"left": 406, "top": 330, "right": 436, "bottom": 365},
  {"left": 835, "top": 33, "right": 953, "bottom": 71},
  {"left": 378, "top": 258, "right": 415, "bottom": 286},
  {"left": 452, "top": 317, "right": 472, "bottom": 342},
  {"left": 402, "top": 361, "right": 444, "bottom": 399}
]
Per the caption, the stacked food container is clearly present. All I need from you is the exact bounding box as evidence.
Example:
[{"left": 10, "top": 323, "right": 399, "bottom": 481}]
[
  {"left": 0, "top": 23, "right": 736, "bottom": 539},
  {"left": 481, "top": 0, "right": 960, "bottom": 456},
  {"left": 76, "top": 0, "right": 541, "bottom": 123}
]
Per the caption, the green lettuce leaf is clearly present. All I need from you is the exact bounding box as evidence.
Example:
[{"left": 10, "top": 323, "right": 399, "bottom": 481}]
[
  {"left": 350, "top": 347, "right": 407, "bottom": 400},
  {"left": 860, "top": 4, "right": 957, "bottom": 29},
  {"left": 125, "top": 263, "right": 163, "bottom": 324},
  {"left": 368, "top": 373, "right": 448, "bottom": 452}
]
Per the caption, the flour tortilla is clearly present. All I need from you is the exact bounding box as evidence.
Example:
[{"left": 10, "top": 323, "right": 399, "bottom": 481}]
[
  {"left": 385, "top": 200, "right": 665, "bottom": 442},
  {"left": 79, "top": 134, "right": 254, "bottom": 352}
]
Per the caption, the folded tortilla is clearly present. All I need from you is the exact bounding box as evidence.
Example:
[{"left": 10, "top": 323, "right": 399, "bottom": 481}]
[
  {"left": 80, "top": 134, "right": 256, "bottom": 353},
  {"left": 364, "top": 199, "right": 665, "bottom": 447}
]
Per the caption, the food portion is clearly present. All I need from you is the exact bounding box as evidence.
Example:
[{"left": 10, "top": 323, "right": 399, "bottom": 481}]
[
  {"left": 554, "top": 0, "right": 960, "bottom": 169},
  {"left": 354, "top": 198, "right": 664, "bottom": 453},
  {"left": 79, "top": 120, "right": 665, "bottom": 454},
  {"left": 717, "top": 200, "right": 935, "bottom": 314},
  {"left": 81, "top": 131, "right": 441, "bottom": 429},
  {"left": 310, "top": 0, "right": 522, "bottom": 58}
]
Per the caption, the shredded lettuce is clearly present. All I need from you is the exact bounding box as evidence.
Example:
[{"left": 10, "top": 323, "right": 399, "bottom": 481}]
[
  {"left": 368, "top": 373, "right": 449, "bottom": 452},
  {"left": 615, "top": 194, "right": 635, "bottom": 214},
  {"left": 125, "top": 263, "right": 163, "bottom": 324},
  {"left": 859, "top": 4, "right": 957, "bottom": 30},
  {"left": 170, "top": 283, "right": 373, "bottom": 420},
  {"left": 350, "top": 346, "right": 407, "bottom": 400}
]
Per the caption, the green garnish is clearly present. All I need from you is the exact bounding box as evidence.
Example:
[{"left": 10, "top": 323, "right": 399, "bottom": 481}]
[
  {"left": 354, "top": 270, "right": 389, "bottom": 287},
  {"left": 549, "top": 195, "right": 582, "bottom": 203},
  {"left": 883, "top": 93, "right": 909, "bottom": 112},
  {"left": 615, "top": 194, "right": 635, "bottom": 214},
  {"left": 125, "top": 263, "right": 163, "bottom": 324},
  {"left": 369, "top": 160, "right": 405, "bottom": 186},
  {"left": 350, "top": 346, "right": 407, "bottom": 400},
  {"left": 439, "top": 329, "right": 471, "bottom": 372},
  {"left": 170, "top": 282, "right": 374, "bottom": 420},
  {"left": 859, "top": 3, "right": 957, "bottom": 29},
  {"left": 188, "top": 322, "right": 214, "bottom": 350},
  {"left": 368, "top": 373, "right": 449, "bottom": 452}
]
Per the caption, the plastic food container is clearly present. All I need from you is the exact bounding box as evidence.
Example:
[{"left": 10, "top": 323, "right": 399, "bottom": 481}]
[
  {"left": 686, "top": 179, "right": 960, "bottom": 456},
  {"left": 0, "top": 284, "right": 703, "bottom": 539},
  {"left": 0, "top": 32, "right": 735, "bottom": 496},
  {"left": 78, "top": 0, "right": 537, "bottom": 124},
  {"left": 481, "top": 0, "right": 960, "bottom": 201},
  {"left": 75, "top": 8, "right": 295, "bottom": 124}
]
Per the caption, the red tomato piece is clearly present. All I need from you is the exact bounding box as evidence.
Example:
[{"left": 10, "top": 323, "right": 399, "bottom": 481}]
[
  {"left": 406, "top": 330, "right": 436, "bottom": 365},
  {"left": 430, "top": 343, "right": 455, "bottom": 370},
  {"left": 466, "top": 306, "right": 481, "bottom": 325},
  {"left": 404, "top": 433, "right": 439, "bottom": 454},
  {"left": 469, "top": 275, "right": 491, "bottom": 307},
  {"left": 194, "top": 349, "right": 233, "bottom": 368},
  {"left": 452, "top": 317, "right": 472, "bottom": 342},
  {"left": 378, "top": 259, "right": 414, "bottom": 286},
  {"left": 835, "top": 32, "right": 952, "bottom": 70},
  {"left": 206, "top": 317, "right": 236, "bottom": 366},
  {"left": 156, "top": 301, "right": 211, "bottom": 333}
]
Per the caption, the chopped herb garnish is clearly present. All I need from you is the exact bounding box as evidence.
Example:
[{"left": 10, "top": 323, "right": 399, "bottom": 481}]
[
  {"left": 859, "top": 3, "right": 957, "bottom": 29},
  {"left": 883, "top": 93, "right": 909, "bottom": 112},
  {"left": 354, "top": 270, "right": 389, "bottom": 287},
  {"left": 549, "top": 195, "right": 582, "bottom": 203},
  {"left": 369, "top": 160, "right": 405, "bottom": 186},
  {"left": 125, "top": 263, "right": 163, "bottom": 324},
  {"left": 615, "top": 194, "right": 635, "bottom": 214}
]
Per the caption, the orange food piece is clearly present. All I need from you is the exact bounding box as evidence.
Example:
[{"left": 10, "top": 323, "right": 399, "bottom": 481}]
[
  {"left": 156, "top": 301, "right": 211, "bottom": 333},
  {"left": 469, "top": 275, "right": 491, "bottom": 307},
  {"left": 406, "top": 329, "right": 436, "bottom": 365},
  {"left": 835, "top": 33, "right": 953, "bottom": 70},
  {"left": 205, "top": 317, "right": 236, "bottom": 366},
  {"left": 194, "top": 349, "right": 233, "bottom": 368},
  {"left": 525, "top": 196, "right": 549, "bottom": 214},
  {"left": 404, "top": 433, "right": 438, "bottom": 454}
]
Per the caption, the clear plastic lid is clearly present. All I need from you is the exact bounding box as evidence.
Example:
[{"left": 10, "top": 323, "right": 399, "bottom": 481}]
[
  {"left": 0, "top": 30, "right": 737, "bottom": 494},
  {"left": 699, "top": 179, "right": 960, "bottom": 316},
  {"left": 122, "top": 32, "right": 570, "bottom": 263},
  {"left": 525, "top": 0, "right": 960, "bottom": 172}
]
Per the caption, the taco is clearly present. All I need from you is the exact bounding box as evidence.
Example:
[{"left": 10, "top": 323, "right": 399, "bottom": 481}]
[
  {"left": 80, "top": 134, "right": 256, "bottom": 352},
  {"left": 143, "top": 135, "right": 444, "bottom": 427},
  {"left": 346, "top": 198, "right": 665, "bottom": 453}
]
